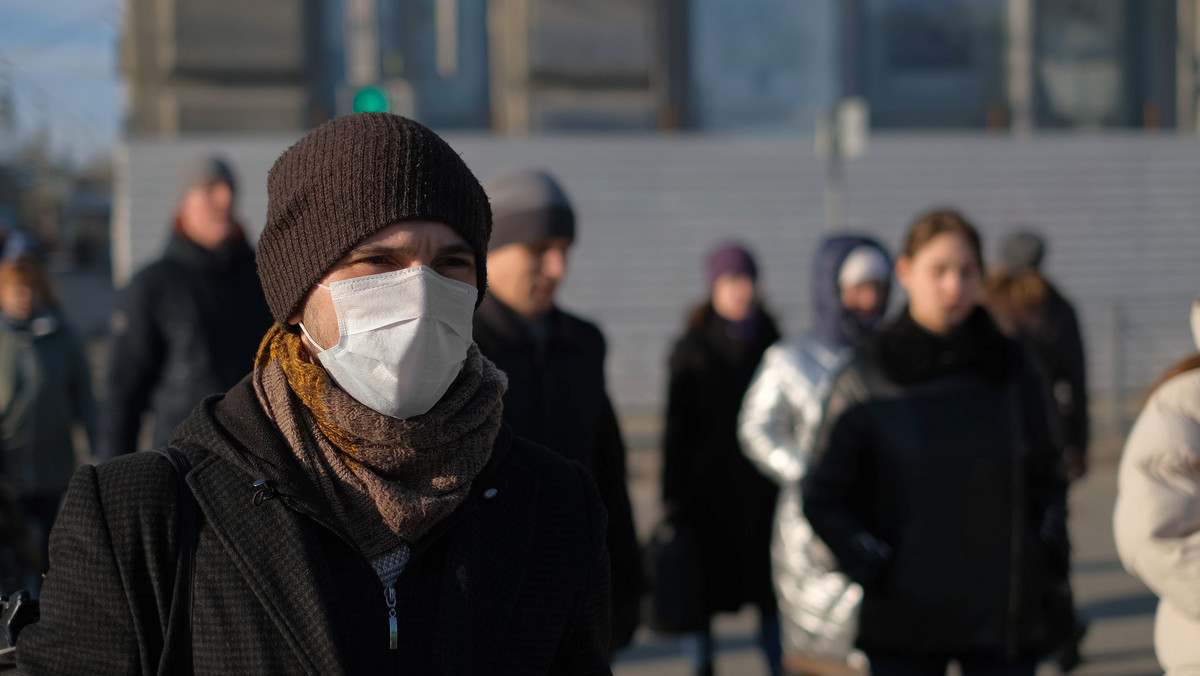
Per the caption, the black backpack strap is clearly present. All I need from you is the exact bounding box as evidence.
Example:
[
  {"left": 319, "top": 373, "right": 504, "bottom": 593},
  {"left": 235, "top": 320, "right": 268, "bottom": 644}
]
[{"left": 155, "top": 446, "right": 197, "bottom": 676}]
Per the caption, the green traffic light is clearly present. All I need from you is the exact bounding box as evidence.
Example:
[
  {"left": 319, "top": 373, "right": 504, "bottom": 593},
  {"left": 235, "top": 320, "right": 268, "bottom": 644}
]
[{"left": 353, "top": 86, "right": 389, "bottom": 113}]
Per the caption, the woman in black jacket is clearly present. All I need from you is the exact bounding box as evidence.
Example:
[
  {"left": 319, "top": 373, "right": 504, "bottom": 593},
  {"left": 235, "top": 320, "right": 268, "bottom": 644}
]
[
  {"left": 803, "top": 211, "right": 1069, "bottom": 676},
  {"left": 661, "top": 243, "right": 782, "bottom": 676}
]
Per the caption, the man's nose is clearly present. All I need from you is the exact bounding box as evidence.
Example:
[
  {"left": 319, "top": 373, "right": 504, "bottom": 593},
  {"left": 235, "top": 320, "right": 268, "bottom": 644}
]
[{"left": 541, "top": 248, "right": 567, "bottom": 280}]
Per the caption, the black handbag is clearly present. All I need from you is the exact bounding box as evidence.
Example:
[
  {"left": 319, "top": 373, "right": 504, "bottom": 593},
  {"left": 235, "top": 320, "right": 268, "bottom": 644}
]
[
  {"left": 645, "top": 517, "right": 707, "bottom": 634},
  {"left": 0, "top": 447, "right": 198, "bottom": 674}
]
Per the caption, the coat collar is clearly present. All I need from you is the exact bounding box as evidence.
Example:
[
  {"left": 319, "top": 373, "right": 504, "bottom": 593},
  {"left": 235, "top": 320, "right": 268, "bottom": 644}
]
[
  {"left": 170, "top": 376, "right": 533, "bottom": 673},
  {"left": 474, "top": 292, "right": 583, "bottom": 353},
  {"left": 164, "top": 228, "right": 254, "bottom": 275},
  {"left": 874, "top": 305, "right": 1016, "bottom": 387}
]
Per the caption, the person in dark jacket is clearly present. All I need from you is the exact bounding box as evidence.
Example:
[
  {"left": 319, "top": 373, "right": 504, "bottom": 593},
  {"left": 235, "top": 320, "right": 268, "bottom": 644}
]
[
  {"left": 17, "top": 113, "right": 612, "bottom": 674},
  {"left": 986, "top": 231, "right": 1089, "bottom": 480},
  {"left": 0, "top": 255, "right": 95, "bottom": 589},
  {"left": 803, "top": 210, "right": 1070, "bottom": 676},
  {"left": 474, "top": 168, "right": 643, "bottom": 653},
  {"left": 985, "top": 230, "right": 1091, "bottom": 671},
  {"left": 662, "top": 242, "right": 783, "bottom": 676},
  {"left": 98, "top": 156, "right": 272, "bottom": 459}
]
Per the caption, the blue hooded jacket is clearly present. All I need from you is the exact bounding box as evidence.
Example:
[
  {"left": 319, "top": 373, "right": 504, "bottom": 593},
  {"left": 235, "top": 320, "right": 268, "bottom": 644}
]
[{"left": 809, "top": 235, "right": 892, "bottom": 349}]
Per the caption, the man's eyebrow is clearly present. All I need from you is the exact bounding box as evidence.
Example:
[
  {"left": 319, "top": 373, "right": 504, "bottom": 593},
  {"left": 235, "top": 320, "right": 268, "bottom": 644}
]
[
  {"left": 437, "top": 242, "right": 476, "bottom": 258},
  {"left": 343, "top": 241, "right": 476, "bottom": 260},
  {"left": 344, "top": 243, "right": 403, "bottom": 259}
]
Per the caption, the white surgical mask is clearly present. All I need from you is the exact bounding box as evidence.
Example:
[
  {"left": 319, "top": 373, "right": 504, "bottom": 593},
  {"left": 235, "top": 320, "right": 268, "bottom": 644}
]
[{"left": 300, "top": 266, "right": 476, "bottom": 419}]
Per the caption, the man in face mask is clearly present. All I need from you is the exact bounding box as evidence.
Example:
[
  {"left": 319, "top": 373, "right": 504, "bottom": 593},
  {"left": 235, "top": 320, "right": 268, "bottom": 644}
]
[
  {"left": 473, "top": 168, "right": 644, "bottom": 654},
  {"left": 18, "top": 114, "right": 613, "bottom": 674}
]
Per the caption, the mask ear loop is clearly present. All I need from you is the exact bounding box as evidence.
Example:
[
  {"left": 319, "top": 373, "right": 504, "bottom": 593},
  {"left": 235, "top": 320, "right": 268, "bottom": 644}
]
[
  {"left": 297, "top": 322, "right": 329, "bottom": 353},
  {"left": 297, "top": 282, "right": 334, "bottom": 353}
]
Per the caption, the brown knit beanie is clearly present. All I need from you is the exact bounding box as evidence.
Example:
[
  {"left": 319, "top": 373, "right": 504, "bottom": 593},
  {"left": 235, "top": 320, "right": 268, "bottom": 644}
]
[{"left": 257, "top": 113, "right": 492, "bottom": 324}]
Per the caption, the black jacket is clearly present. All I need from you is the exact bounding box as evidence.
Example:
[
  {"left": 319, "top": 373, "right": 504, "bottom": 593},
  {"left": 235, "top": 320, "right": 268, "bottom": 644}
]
[
  {"left": 1016, "top": 290, "right": 1089, "bottom": 460},
  {"left": 661, "top": 304, "right": 780, "bottom": 617},
  {"left": 98, "top": 231, "right": 272, "bottom": 459},
  {"left": 803, "top": 308, "right": 1069, "bottom": 660},
  {"left": 473, "top": 294, "right": 643, "bottom": 651},
  {"left": 17, "top": 376, "right": 612, "bottom": 674}
]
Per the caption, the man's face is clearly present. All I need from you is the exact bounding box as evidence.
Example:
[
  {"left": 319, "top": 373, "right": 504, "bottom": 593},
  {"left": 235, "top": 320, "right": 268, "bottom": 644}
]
[
  {"left": 289, "top": 220, "right": 477, "bottom": 354},
  {"left": 486, "top": 237, "right": 572, "bottom": 320},
  {"left": 178, "top": 180, "right": 237, "bottom": 250}
]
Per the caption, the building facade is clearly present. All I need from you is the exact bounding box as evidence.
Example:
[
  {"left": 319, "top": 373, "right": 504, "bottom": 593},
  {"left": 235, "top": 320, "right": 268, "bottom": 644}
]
[{"left": 121, "top": 0, "right": 319, "bottom": 137}]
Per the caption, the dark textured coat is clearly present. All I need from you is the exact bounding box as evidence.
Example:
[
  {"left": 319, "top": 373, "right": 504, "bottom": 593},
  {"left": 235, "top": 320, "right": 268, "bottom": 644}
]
[
  {"left": 662, "top": 303, "right": 780, "bottom": 618},
  {"left": 17, "top": 376, "right": 612, "bottom": 675},
  {"left": 473, "top": 294, "right": 643, "bottom": 650},
  {"left": 803, "top": 308, "right": 1069, "bottom": 660},
  {"left": 98, "top": 231, "right": 272, "bottom": 459}
]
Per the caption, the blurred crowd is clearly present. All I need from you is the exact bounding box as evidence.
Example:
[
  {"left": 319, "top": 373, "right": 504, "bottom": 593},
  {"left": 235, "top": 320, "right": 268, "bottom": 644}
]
[{"left": 0, "top": 113, "right": 1194, "bottom": 675}]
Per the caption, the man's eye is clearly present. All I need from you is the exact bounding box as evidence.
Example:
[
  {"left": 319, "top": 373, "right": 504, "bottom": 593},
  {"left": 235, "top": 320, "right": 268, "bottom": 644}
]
[
  {"left": 441, "top": 257, "right": 471, "bottom": 268},
  {"left": 365, "top": 256, "right": 391, "bottom": 266}
]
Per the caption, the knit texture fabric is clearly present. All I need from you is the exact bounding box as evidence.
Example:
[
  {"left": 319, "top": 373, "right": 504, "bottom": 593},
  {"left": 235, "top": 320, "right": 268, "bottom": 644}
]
[
  {"left": 257, "top": 113, "right": 492, "bottom": 324},
  {"left": 482, "top": 168, "right": 576, "bottom": 251},
  {"left": 252, "top": 324, "right": 506, "bottom": 561}
]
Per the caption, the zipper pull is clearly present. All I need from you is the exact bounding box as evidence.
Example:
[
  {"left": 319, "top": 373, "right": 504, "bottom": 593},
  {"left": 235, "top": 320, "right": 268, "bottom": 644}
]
[{"left": 385, "top": 585, "right": 398, "bottom": 650}]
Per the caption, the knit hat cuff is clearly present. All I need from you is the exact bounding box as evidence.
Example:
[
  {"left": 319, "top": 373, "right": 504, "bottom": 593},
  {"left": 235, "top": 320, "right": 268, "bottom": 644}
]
[{"left": 488, "top": 206, "right": 575, "bottom": 251}]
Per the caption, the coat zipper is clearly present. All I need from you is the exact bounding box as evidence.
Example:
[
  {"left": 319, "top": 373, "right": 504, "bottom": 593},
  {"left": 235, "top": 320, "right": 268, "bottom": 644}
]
[
  {"left": 385, "top": 584, "right": 398, "bottom": 650},
  {"left": 277, "top": 493, "right": 482, "bottom": 652},
  {"left": 257, "top": 463, "right": 499, "bottom": 654},
  {"left": 1005, "top": 383, "right": 1025, "bottom": 661}
]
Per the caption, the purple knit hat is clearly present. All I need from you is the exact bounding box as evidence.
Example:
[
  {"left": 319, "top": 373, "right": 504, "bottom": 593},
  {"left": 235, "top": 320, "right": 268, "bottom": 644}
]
[{"left": 706, "top": 242, "right": 758, "bottom": 288}]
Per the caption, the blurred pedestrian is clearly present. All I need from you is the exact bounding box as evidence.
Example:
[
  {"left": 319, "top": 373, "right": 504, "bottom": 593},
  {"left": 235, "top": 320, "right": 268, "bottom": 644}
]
[
  {"left": 803, "top": 210, "right": 1070, "bottom": 676},
  {"left": 474, "top": 168, "right": 643, "bottom": 654},
  {"left": 1114, "top": 296, "right": 1200, "bottom": 676},
  {"left": 0, "top": 254, "right": 95, "bottom": 590},
  {"left": 18, "top": 114, "right": 612, "bottom": 672},
  {"left": 739, "top": 235, "right": 892, "bottom": 676},
  {"left": 662, "top": 242, "right": 782, "bottom": 676},
  {"left": 97, "top": 155, "right": 272, "bottom": 459},
  {"left": 986, "top": 231, "right": 1089, "bottom": 481},
  {"left": 985, "top": 230, "right": 1090, "bottom": 671}
]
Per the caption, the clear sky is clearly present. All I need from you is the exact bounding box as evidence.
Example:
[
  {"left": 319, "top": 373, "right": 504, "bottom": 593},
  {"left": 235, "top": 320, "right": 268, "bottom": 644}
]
[{"left": 0, "top": 0, "right": 123, "bottom": 165}]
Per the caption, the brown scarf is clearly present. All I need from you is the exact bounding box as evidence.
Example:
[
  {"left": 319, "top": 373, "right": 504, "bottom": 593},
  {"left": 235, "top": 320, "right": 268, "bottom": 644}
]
[{"left": 253, "top": 324, "right": 506, "bottom": 565}]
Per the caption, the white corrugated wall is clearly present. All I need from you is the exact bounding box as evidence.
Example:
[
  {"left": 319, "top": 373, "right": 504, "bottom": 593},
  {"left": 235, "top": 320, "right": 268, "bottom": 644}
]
[{"left": 117, "top": 132, "right": 1200, "bottom": 428}]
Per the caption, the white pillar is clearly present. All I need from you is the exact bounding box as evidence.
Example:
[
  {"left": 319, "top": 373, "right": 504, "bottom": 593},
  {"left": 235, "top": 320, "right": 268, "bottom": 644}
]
[
  {"left": 1007, "top": 0, "right": 1034, "bottom": 136},
  {"left": 1179, "top": 0, "right": 1199, "bottom": 133}
]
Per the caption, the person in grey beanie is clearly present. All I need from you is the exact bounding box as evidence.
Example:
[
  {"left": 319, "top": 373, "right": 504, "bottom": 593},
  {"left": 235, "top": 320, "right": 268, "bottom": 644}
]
[
  {"left": 473, "top": 168, "right": 644, "bottom": 655},
  {"left": 16, "top": 114, "right": 612, "bottom": 674},
  {"left": 985, "top": 229, "right": 1091, "bottom": 672},
  {"left": 98, "top": 155, "right": 272, "bottom": 460}
]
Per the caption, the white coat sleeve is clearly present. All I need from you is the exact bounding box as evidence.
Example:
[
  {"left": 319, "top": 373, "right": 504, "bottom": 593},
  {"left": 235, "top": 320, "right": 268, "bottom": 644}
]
[{"left": 1114, "top": 378, "right": 1200, "bottom": 620}]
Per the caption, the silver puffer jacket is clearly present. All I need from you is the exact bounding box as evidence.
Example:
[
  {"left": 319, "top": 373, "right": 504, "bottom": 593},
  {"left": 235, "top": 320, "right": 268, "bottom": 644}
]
[{"left": 738, "top": 337, "right": 862, "bottom": 661}]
